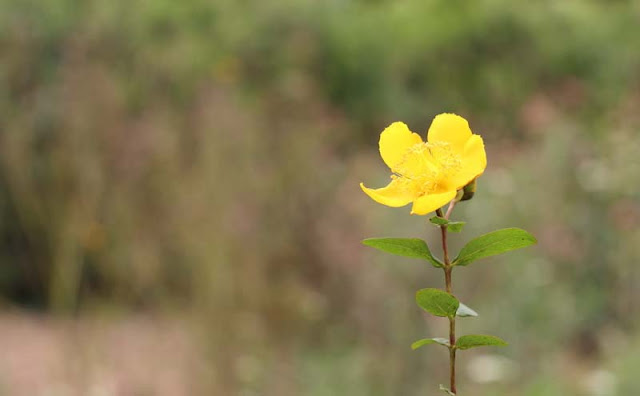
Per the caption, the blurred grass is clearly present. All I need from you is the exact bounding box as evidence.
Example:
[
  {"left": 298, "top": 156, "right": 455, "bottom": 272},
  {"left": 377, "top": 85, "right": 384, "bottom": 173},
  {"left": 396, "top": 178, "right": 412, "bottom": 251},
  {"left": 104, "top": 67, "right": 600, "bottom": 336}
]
[{"left": 1, "top": 0, "right": 640, "bottom": 394}]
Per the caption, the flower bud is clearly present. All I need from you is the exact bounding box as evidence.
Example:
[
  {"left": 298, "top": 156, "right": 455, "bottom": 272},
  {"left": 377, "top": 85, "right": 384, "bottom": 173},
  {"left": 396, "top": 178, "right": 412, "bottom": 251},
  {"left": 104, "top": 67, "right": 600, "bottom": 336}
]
[{"left": 461, "top": 178, "right": 477, "bottom": 201}]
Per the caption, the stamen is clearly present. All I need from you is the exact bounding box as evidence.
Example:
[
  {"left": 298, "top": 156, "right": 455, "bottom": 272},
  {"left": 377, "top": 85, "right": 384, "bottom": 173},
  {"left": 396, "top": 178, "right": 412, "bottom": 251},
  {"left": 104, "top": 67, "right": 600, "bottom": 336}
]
[{"left": 392, "top": 142, "right": 462, "bottom": 196}]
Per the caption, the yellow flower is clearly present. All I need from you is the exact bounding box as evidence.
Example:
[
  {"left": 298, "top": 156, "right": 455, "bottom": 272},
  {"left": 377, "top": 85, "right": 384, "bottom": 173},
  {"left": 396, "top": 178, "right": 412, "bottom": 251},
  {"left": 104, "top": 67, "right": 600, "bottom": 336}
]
[{"left": 360, "top": 113, "right": 487, "bottom": 215}]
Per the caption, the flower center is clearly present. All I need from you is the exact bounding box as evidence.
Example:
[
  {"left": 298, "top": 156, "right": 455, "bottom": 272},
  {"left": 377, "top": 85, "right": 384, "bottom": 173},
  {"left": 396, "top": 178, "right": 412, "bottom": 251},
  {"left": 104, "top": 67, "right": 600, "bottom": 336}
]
[{"left": 392, "top": 142, "right": 462, "bottom": 196}]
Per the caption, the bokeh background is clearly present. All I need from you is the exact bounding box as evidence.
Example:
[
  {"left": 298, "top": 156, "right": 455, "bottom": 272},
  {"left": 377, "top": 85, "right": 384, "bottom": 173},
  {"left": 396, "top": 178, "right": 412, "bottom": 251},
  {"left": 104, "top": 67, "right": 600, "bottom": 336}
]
[{"left": 1, "top": 1, "right": 640, "bottom": 395}]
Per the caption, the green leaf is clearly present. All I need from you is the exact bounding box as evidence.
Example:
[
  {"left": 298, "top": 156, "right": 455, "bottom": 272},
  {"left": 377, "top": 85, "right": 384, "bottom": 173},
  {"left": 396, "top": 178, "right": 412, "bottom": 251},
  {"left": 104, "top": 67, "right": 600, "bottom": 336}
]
[
  {"left": 416, "top": 288, "right": 459, "bottom": 317},
  {"left": 362, "top": 238, "right": 443, "bottom": 268},
  {"left": 453, "top": 228, "right": 537, "bottom": 266},
  {"left": 411, "top": 337, "right": 450, "bottom": 350},
  {"left": 429, "top": 217, "right": 465, "bottom": 233},
  {"left": 456, "top": 302, "right": 478, "bottom": 317},
  {"left": 456, "top": 335, "right": 507, "bottom": 350},
  {"left": 439, "top": 385, "right": 456, "bottom": 395}
]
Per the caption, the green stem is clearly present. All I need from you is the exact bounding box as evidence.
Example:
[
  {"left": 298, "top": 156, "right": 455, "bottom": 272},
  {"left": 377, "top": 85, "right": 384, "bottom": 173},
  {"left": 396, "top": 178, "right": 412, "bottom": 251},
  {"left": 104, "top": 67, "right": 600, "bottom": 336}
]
[{"left": 436, "top": 206, "right": 457, "bottom": 394}]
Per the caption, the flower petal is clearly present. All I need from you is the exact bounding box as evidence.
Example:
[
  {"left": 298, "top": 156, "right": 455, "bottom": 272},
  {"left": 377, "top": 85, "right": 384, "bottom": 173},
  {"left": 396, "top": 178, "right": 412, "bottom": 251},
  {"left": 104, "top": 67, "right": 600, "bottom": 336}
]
[
  {"left": 427, "top": 113, "right": 472, "bottom": 153},
  {"left": 360, "top": 179, "right": 417, "bottom": 208},
  {"left": 446, "top": 134, "right": 487, "bottom": 190},
  {"left": 379, "top": 122, "right": 423, "bottom": 170},
  {"left": 410, "top": 190, "right": 457, "bottom": 215}
]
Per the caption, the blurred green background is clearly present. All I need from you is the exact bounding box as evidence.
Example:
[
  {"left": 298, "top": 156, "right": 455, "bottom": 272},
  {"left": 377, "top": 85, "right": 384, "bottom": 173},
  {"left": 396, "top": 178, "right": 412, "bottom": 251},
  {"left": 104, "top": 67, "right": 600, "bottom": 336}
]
[{"left": 1, "top": 0, "right": 640, "bottom": 395}]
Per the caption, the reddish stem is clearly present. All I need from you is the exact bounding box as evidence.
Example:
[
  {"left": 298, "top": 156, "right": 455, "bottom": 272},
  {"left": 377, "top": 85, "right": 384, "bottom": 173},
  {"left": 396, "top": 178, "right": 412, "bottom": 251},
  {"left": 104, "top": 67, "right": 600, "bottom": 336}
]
[{"left": 436, "top": 205, "right": 457, "bottom": 394}]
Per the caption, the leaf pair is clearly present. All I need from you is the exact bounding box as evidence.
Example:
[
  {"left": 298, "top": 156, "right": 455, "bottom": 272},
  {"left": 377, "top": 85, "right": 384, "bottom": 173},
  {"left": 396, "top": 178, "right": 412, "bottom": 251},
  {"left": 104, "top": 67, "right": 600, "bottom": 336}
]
[
  {"left": 414, "top": 288, "right": 476, "bottom": 318},
  {"left": 363, "top": 228, "right": 534, "bottom": 358},
  {"left": 362, "top": 228, "right": 536, "bottom": 268},
  {"left": 413, "top": 288, "right": 506, "bottom": 350},
  {"left": 429, "top": 216, "right": 465, "bottom": 233}
]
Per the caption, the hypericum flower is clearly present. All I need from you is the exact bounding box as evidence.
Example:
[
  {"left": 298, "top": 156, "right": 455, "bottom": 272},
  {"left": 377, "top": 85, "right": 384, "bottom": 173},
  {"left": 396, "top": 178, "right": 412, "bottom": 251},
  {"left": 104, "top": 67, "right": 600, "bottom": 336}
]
[{"left": 360, "top": 113, "right": 487, "bottom": 215}]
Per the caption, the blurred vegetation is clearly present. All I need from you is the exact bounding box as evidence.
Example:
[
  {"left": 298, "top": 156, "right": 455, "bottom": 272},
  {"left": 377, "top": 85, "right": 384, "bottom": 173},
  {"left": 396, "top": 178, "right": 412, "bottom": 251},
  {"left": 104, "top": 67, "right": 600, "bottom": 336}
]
[{"left": 1, "top": 0, "right": 640, "bottom": 394}]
